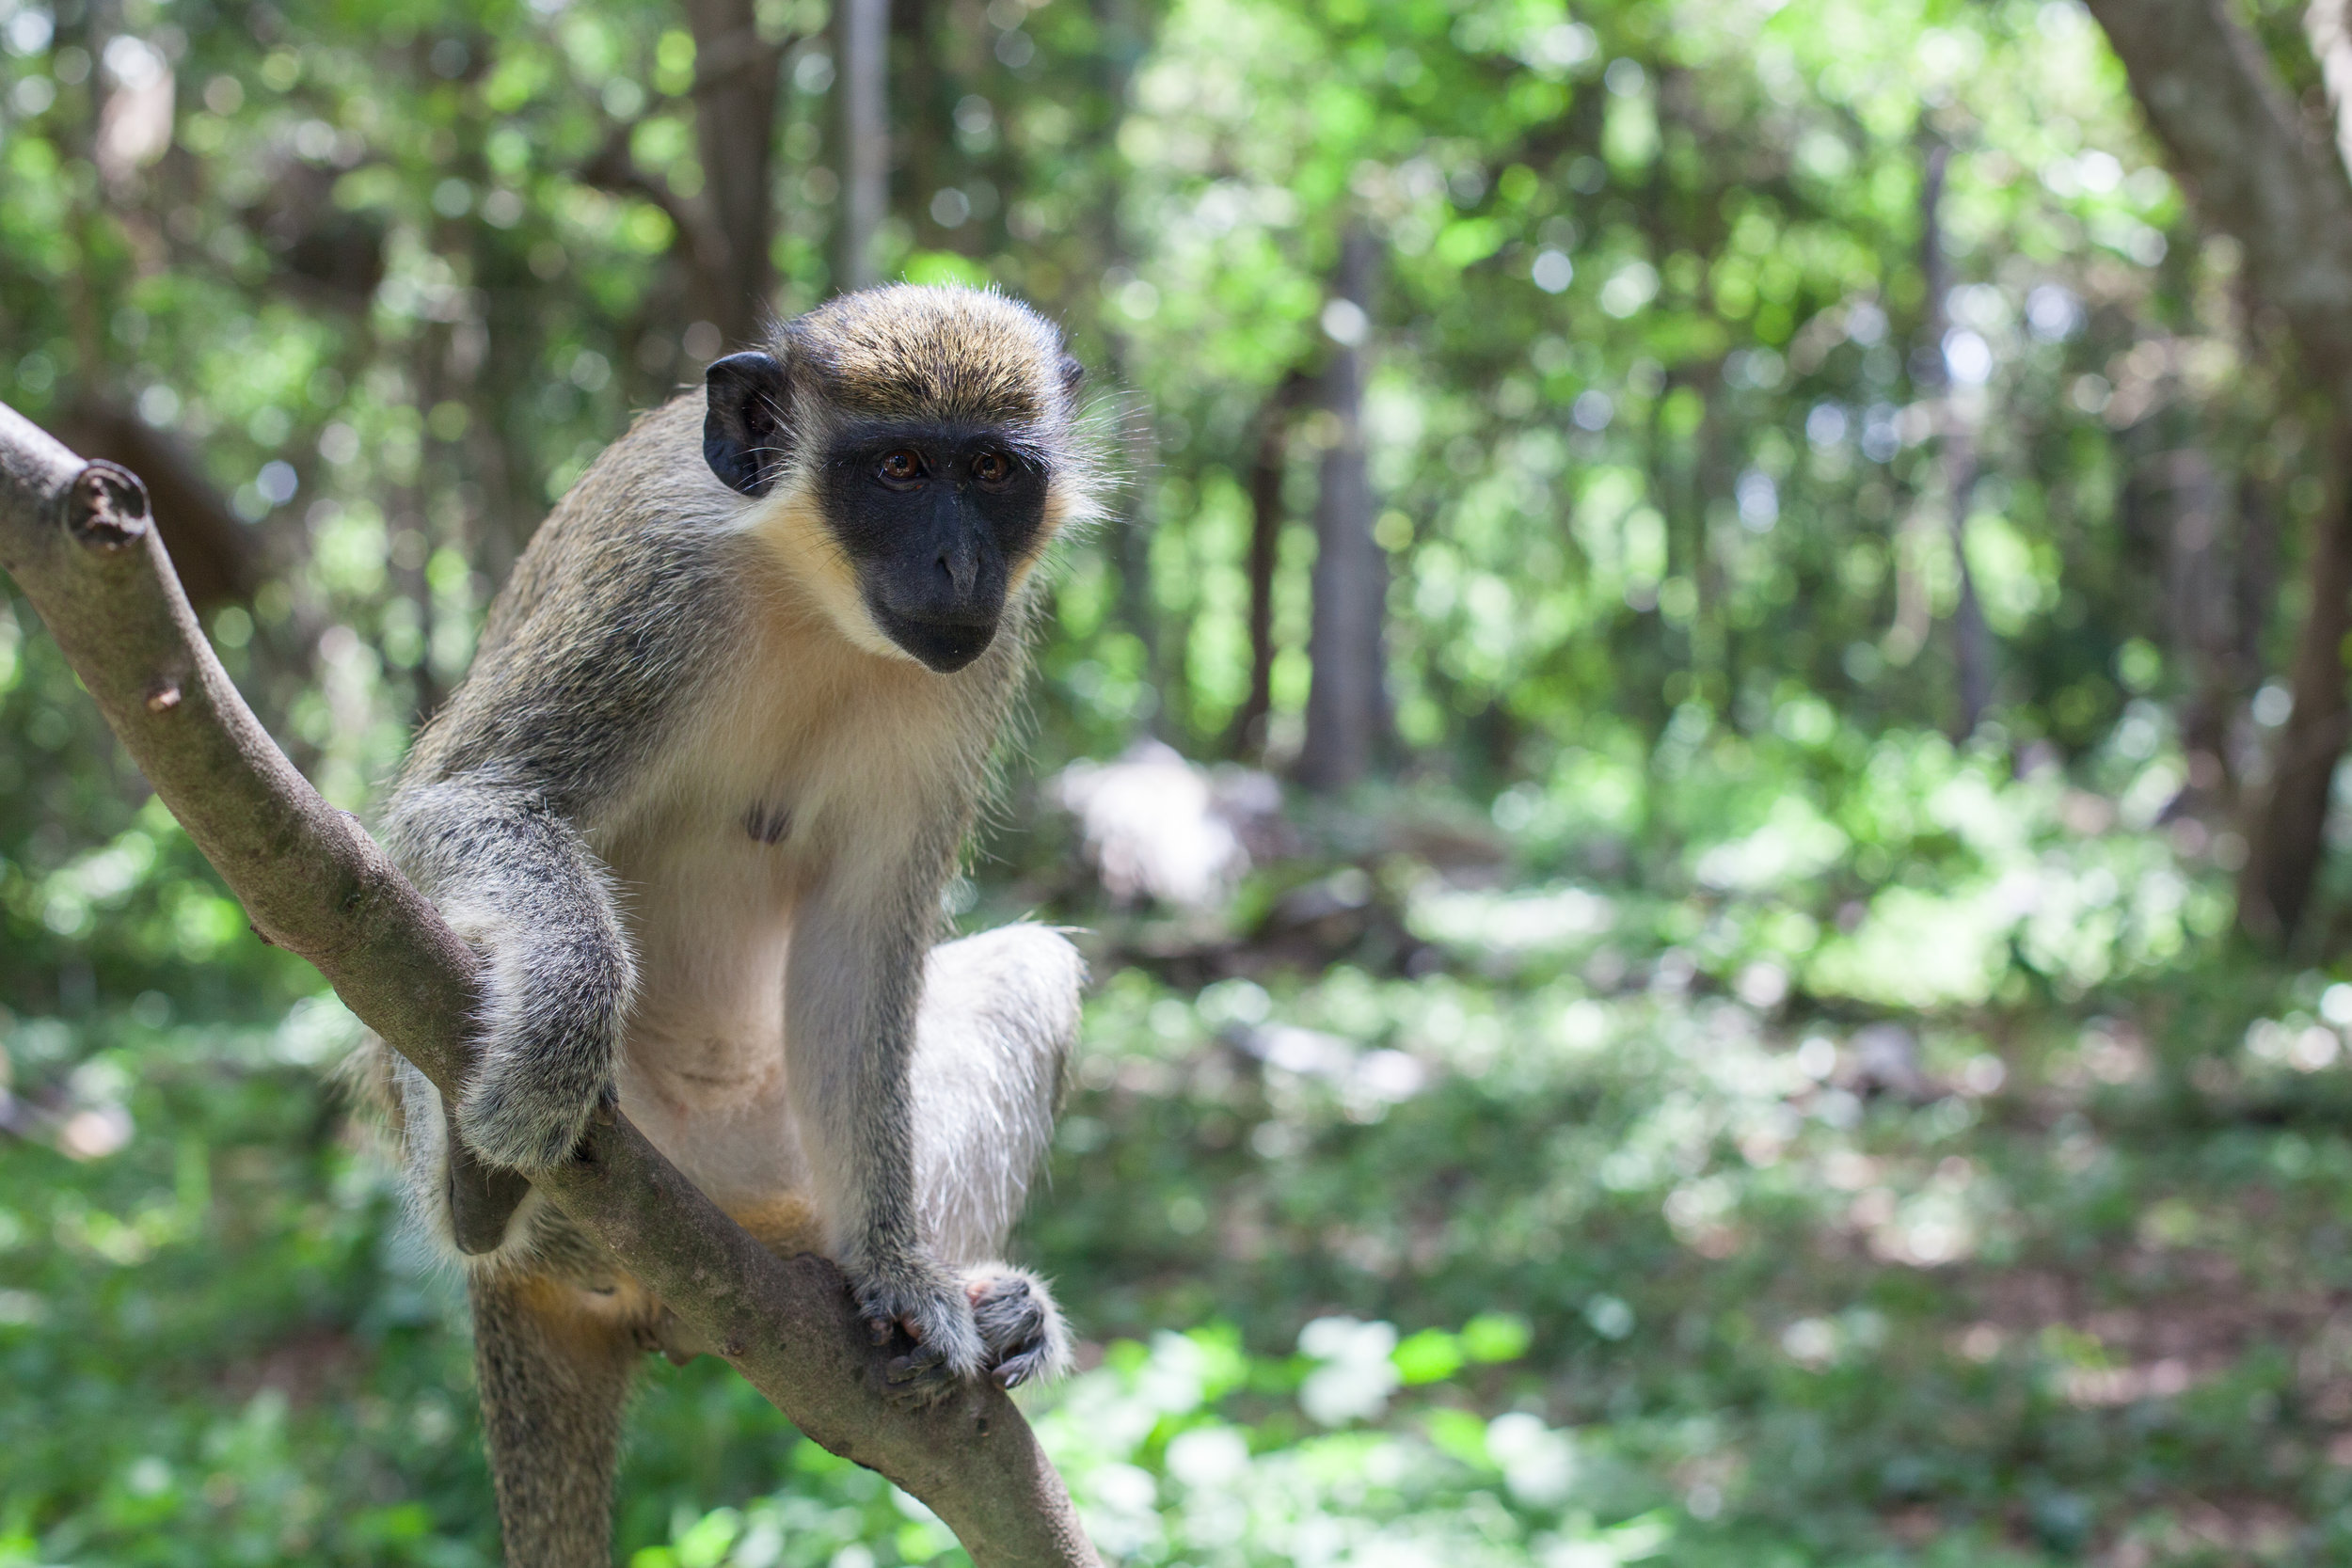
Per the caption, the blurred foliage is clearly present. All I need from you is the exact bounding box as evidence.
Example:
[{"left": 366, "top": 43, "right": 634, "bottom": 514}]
[{"left": 8, "top": 0, "right": 2352, "bottom": 1560}]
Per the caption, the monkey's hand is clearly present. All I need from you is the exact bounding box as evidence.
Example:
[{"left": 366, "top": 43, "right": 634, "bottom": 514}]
[
  {"left": 853, "top": 1253, "right": 987, "bottom": 1406},
  {"left": 453, "top": 935, "right": 628, "bottom": 1172}
]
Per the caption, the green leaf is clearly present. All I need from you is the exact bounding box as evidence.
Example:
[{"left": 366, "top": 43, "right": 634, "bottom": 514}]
[
  {"left": 1391, "top": 1327, "right": 1466, "bottom": 1385},
  {"left": 1460, "top": 1313, "right": 1532, "bottom": 1364},
  {"left": 902, "top": 251, "right": 993, "bottom": 288}
]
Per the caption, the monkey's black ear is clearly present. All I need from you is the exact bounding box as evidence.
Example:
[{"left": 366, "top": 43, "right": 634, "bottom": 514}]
[
  {"left": 705, "top": 352, "right": 791, "bottom": 497},
  {"left": 1057, "top": 353, "right": 1085, "bottom": 399}
]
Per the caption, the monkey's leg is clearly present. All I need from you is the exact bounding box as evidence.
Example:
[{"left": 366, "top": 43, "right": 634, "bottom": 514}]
[
  {"left": 469, "top": 1271, "right": 639, "bottom": 1568},
  {"left": 909, "top": 924, "right": 1085, "bottom": 1386}
]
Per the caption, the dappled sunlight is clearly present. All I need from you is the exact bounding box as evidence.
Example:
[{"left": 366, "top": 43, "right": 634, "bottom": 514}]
[{"left": 7, "top": 0, "right": 2352, "bottom": 1550}]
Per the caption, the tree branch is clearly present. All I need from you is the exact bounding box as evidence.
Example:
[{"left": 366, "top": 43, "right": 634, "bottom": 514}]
[
  {"left": 2082, "top": 0, "right": 2352, "bottom": 388},
  {"left": 0, "top": 400, "right": 1101, "bottom": 1568},
  {"left": 580, "top": 118, "right": 741, "bottom": 313}
]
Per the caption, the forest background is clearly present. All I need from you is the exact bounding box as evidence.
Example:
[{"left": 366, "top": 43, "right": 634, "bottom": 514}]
[{"left": 11, "top": 0, "right": 2352, "bottom": 1560}]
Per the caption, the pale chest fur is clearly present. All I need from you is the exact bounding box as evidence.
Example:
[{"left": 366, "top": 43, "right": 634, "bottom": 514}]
[{"left": 580, "top": 582, "right": 999, "bottom": 1204}]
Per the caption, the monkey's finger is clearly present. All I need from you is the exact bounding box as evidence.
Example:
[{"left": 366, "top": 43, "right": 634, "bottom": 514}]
[
  {"left": 993, "top": 1348, "right": 1045, "bottom": 1389},
  {"left": 884, "top": 1342, "right": 949, "bottom": 1385},
  {"left": 866, "top": 1316, "right": 897, "bottom": 1347}
]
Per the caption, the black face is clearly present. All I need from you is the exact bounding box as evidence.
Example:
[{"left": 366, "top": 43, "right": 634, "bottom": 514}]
[
  {"left": 703, "top": 351, "right": 1051, "bottom": 674},
  {"left": 818, "top": 422, "right": 1048, "bottom": 672}
]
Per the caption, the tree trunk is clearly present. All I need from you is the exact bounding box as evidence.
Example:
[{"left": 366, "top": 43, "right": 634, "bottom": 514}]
[
  {"left": 684, "top": 0, "right": 784, "bottom": 345},
  {"left": 1944, "top": 428, "right": 1993, "bottom": 735},
  {"left": 1231, "top": 371, "right": 1308, "bottom": 757},
  {"left": 2235, "top": 466, "right": 2279, "bottom": 732},
  {"left": 1112, "top": 385, "right": 1168, "bottom": 733},
  {"left": 1297, "top": 228, "right": 1388, "bottom": 793},
  {"left": 836, "top": 0, "right": 890, "bottom": 291},
  {"left": 2163, "top": 443, "right": 2238, "bottom": 798},
  {"left": 2242, "top": 422, "right": 2352, "bottom": 940},
  {"left": 1916, "top": 135, "right": 1994, "bottom": 736},
  {"left": 2086, "top": 0, "right": 2352, "bottom": 938},
  {"left": 1689, "top": 364, "right": 1730, "bottom": 711}
]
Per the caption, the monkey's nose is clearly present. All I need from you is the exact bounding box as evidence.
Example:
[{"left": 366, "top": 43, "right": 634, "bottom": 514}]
[{"left": 935, "top": 542, "right": 979, "bottom": 594}]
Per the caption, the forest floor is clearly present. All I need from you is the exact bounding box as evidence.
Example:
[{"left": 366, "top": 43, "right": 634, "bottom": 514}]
[{"left": 7, "top": 736, "right": 2352, "bottom": 1567}]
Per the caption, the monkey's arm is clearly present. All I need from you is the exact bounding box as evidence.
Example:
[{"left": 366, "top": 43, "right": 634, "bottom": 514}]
[
  {"left": 785, "top": 852, "right": 985, "bottom": 1391},
  {"left": 379, "top": 430, "right": 730, "bottom": 1178},
  {"left": 382, "top": 780, "right": 639, "bottom": 1173}
]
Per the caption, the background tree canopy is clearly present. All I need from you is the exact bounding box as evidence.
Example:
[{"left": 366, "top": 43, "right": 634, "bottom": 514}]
[{"left": 13, "top": 0, "right": 2352, "bottom": 1560}]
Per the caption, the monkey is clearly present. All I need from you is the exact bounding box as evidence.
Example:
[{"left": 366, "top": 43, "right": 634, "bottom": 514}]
[{"left": 358, "top": 284, "right": 1097, "bottom": 1567}]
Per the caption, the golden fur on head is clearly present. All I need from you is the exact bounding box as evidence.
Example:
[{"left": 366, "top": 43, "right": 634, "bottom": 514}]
[{"left": 777, "top": 284, "right": 1078, "bottom": 429}]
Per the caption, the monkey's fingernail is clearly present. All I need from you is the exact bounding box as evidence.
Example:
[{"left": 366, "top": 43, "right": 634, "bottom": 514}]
[{"left": 902, "top": 1319, "right": 927, "bottom": 1342}]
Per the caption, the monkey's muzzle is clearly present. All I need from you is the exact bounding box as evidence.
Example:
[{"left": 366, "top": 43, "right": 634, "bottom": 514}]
[{"left": 871, "top": 597, "right": 1002, "bottom": 673}]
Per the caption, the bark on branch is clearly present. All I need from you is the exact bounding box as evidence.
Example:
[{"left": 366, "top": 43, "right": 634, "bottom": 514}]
[{"left": 0, "top": 400, "right": 1101, "bottom": 1568}]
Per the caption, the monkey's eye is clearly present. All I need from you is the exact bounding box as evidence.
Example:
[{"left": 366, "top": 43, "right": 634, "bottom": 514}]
[
  {"left": 971, "top": 450, "right": 1013, "bottom": 488},
  {"left": 877, "top": 450, "right": 925, "bottom": 485}
]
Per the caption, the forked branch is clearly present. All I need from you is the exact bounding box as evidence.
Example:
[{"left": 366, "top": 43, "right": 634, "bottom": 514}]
[{"left": 0, "top": 400, "right": 1100, "bottom": 1568}]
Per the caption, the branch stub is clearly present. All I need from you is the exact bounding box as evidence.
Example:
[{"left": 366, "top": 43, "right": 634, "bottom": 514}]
[{"left": 65, "top": 460, "right": 151, "bottom": 552}]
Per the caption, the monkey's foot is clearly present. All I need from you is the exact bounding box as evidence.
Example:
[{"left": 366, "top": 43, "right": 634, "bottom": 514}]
[
  {"left": 856, "top": 1267, "right": 985, "bottom": 1407},
  {"left": 967, "top": 1266, "right": 1073, "bottom": 1390}
]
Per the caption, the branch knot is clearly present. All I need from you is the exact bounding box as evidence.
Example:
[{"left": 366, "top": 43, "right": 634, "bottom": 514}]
[{"left": 65, "top": 461, "right": 151, "bottom": 552}]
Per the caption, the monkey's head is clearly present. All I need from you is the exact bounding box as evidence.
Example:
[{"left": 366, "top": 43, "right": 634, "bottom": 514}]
[{"left": 704, "top": 284, "right": 1091, "bottom": 674}]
